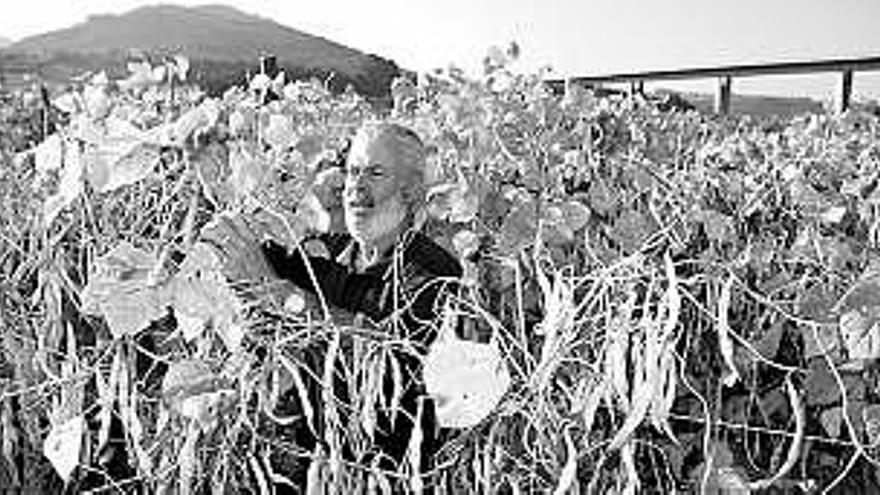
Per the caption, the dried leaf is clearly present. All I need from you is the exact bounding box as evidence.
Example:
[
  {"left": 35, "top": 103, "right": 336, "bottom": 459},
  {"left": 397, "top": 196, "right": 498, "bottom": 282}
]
[
  {"left": 263, "top": 114, "right": 295, "bottom": 149},
  {"left": 277, "top": 354, "right": 316, "bottom": 434},
  {"left": 746, "top": 376, "right": 803, "bottom": 491},
  {"left": 191, "top": 139, "right": 233, "bottom": 208},
  {"left": 87, "top": 142, "right": 159, "bottom": 193},
  {"left": 174, "top": 99, "right": 220, "bottom": 144},
  {"left": 53, "top": 93, "right": 80, "bottom": 114},
  {"left": 452, "top": 229, "right": 480, "bottom": 258},
  {"left": 250, "top": 73, "right": 272, "bottom": 92},
  {"left": 83, "top": 81, "right": 111, "bottom": 119},
  {"left": 178, "top": 424, "right": 199, "bottom": 495},
  {"left": 717, "top": 276, "right": 740, "bottom": 387},
  {"left": 165, "top": 243, "right": 242, "bottom": 351},
  {"left": 43, "top": 138, "right": 84, "bottom": 225},
  {"left": 407, "top": 398, "right": 425, "bottom": 494},
  {"left": 697, "top": 441, "right": 751, "bottom": 494},
  {"left": 227, "top": 142, "right": 268, "bottom": 199},
  {"left": 81, "top": 242, "right": 164, "bottom": 339},
  {"left": 306, "top": 444, "right": 327, "bottom": 495},
  {"left": 426, "top": 179, "right": 480, "bottom": 223},
  {"left": 821, "top": 206, "right": 848, "bottom": 224},
  {"left": 424, "top": 312, "right": 510, "bottom": 428},
  {"left": 712, "top": 468, "right": 751, "bottom": 494},
  {"left": 43, "top": 416, "right": 84, "bottom": 483},
  {"left": 35, "top": 133, "right": 64, "bottom": 174},
  {"left": 174, "top": 55, "right": 190, "bottom": 81},
  {"left": 1, "top": 402, "right": 19, "bottom": 486},
  {"left": 551, "top": 428, "right": 578, "bottom": 495},
  {"left": 176, "top": 313, "right": 205, "bottom": 342},
  {"left": 162, "top": 359, "right": 226, "bottom": 427},
  {"left": 283, "top": 291, "right": 307, "bottom": 315}
]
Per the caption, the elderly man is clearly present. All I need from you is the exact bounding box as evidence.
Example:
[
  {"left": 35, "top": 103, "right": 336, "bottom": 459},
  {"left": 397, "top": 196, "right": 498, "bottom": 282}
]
[
  {"left": 219, "top": 121, "right": 461, "bottom": 489},
  {"left": 262, "top": 122, "right": 459, "bottom": 333}
]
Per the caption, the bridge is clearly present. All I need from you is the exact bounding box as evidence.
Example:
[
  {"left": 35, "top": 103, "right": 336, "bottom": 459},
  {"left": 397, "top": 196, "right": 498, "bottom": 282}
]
[{"left": 552, "top": 55, "right": 880, "bottom": 114}]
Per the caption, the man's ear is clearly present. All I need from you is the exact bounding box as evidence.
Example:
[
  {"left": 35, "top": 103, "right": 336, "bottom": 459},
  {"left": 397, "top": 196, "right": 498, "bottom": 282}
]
[{"left": 400, "top": 181, "right": 426, "bottom": 213}]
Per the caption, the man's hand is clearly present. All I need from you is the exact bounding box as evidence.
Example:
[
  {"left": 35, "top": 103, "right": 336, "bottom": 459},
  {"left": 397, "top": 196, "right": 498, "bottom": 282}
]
[
  {"left": 243, "top": 205, "right": 306, "bottom": 248},
  {"left": 199, "top": 212, "right": 277, "bottom": 288}
]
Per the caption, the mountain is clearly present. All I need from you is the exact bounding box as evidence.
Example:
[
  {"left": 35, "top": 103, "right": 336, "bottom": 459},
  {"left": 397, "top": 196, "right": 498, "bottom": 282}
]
[
  {"left": 1, "top": 4, "right": 400, "bottom": 96},
  {"left": 0, "top": 37, "right": 10, "bottom": 49}
]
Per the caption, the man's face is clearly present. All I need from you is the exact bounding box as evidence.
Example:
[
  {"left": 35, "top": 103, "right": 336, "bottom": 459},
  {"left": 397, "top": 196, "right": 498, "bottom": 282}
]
[{"left": 343, "top": 133, "right": 407, "bottom": 244}]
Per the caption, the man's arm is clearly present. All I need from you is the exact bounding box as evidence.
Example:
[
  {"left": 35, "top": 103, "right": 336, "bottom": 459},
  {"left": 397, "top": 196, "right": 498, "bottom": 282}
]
[
  {"left": 400, "top": 233, "right": 464, "bottom": 345},
  {"left": 261, "top": 241, "right": 384, "bottom": 319}
]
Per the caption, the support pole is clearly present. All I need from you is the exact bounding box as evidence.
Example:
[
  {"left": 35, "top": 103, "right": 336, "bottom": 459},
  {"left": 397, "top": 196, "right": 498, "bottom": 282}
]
[{"left": 714, "top": 75, "right": 732, "bottom": 115}]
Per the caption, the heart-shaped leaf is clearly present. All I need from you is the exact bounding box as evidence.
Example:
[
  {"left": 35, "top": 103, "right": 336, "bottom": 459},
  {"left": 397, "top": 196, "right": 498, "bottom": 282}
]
[
  {"left": 43, "top": 416, "right": 84, "bottom": 482},
  {"left": 165, "top": 242, "right": 243, "bottom": 351},
  {"left": 162, "top": 359, "right": 227, "bottom": 427},
  {"left": 424, "top": 309, "right": 510, "bottom": 428},
  {"left": 81, "top": 243, "right": 164, "bottom": 339}
]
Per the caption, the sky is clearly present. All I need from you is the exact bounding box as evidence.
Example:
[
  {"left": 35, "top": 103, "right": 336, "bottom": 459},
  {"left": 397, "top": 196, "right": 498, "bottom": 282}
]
[{"left": 4, "top": 0, "right": 880, "bottom": 99}]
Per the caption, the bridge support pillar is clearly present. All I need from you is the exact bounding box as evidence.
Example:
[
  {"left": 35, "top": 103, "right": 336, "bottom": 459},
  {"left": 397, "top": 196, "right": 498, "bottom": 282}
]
[
  {"left": 629, "top": 80, "right": 644, "bottom": 97},
  {"left": 836, "top": 70, "right": 853, "bottom": 113},
  {"left": 714, "top": 76, "right": 732, "bottom": 115}
]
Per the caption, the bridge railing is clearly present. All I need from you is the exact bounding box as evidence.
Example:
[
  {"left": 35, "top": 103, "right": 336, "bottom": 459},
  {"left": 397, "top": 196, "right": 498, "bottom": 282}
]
[{"left": 551, "top": 56, "right": 880, "bottom": 114}]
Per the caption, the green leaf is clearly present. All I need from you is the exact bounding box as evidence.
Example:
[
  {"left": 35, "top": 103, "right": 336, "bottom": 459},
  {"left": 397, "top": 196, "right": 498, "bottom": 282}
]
[
  {"left": 587, "top": 179, "right": 616, "bottom": 215},
  {"left": 498, "top": 196, "right": 538, "bottom": 257},
  {"left": 840, "top": 310, "right": 880, "bottom": 361},
  {"left": 805, "top": 358, "right": 842, "bottom": 406},
  {"left": 862, "top": 405, "right": 880, "bottom": 445},
  {"left": 702, "top": 210, "right": 736, "bottom": 244},
  {"left": 820, "top": 407, "right": 843, "bottom": 438},
  {"left": 837, "top": 260, "right": 880, "bottom": 317},
  {"left": 609, "top": 209, "right": 652, "bottom": 253}
]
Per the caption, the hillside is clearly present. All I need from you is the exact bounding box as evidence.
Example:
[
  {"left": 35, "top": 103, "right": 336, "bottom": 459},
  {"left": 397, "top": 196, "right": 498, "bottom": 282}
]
[
  {"left": 0, "top": 37, "right": 10, "bottom": 49},
  {"left": 1, "top": 4, "right": 400, "bottom": 96}
]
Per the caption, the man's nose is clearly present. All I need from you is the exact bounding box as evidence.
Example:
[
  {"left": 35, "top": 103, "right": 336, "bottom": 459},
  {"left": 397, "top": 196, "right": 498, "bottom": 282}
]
[
  {"left": 345, "top": 178, "right": 370, "bottom": 199},
  {"left": 346, "top": 170, "right": 370, "bottom": 190}
]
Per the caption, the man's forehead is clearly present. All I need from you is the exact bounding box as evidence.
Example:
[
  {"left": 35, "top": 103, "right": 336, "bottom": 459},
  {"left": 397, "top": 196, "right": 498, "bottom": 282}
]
[{"left": 348, "top": 132, "right": 398, "bottom": 164}]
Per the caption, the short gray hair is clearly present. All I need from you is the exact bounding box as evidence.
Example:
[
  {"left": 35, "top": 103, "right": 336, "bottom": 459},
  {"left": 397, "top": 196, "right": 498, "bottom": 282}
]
[{"left": 348, "top": 121, "right": 427, "bottom": 206}]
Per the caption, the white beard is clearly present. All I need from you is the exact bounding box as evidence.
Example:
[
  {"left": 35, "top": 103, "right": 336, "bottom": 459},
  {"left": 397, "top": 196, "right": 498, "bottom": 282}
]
[{"left": 345, "top": 193, "right": 407, "bottom": 249}]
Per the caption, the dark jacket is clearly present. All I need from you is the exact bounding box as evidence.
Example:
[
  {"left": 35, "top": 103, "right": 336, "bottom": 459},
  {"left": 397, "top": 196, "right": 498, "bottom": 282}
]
[
  {"left": 262, "top": 230, "right": 462, "bottom": 349},
  {"left": 261, "top": 230, "right": 461, "bottom": 485}
]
